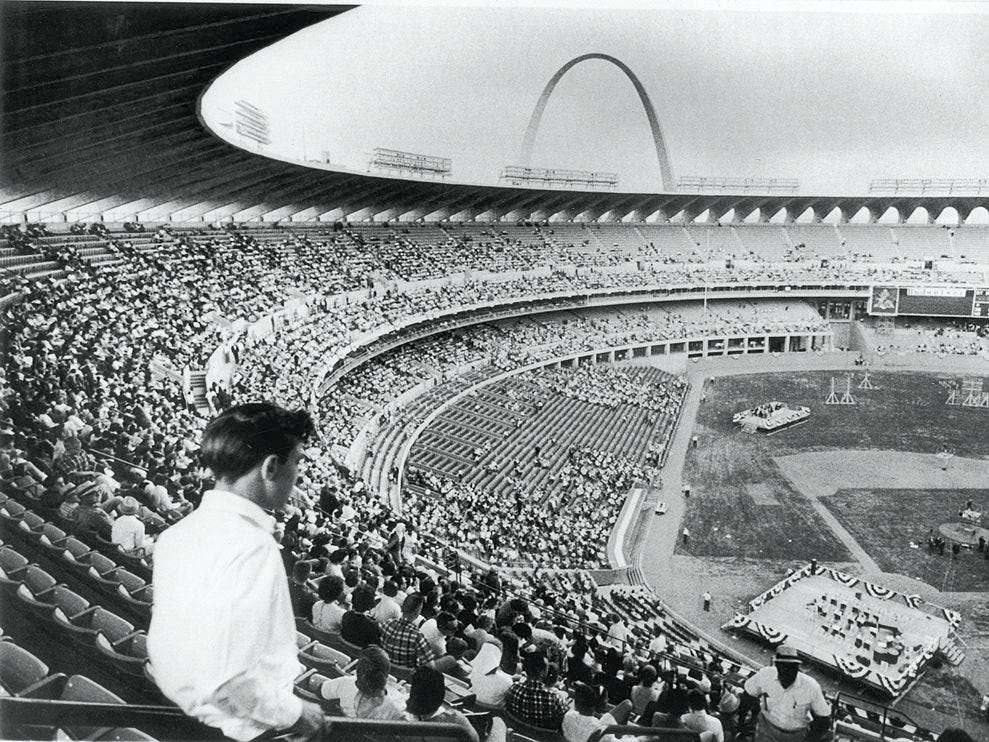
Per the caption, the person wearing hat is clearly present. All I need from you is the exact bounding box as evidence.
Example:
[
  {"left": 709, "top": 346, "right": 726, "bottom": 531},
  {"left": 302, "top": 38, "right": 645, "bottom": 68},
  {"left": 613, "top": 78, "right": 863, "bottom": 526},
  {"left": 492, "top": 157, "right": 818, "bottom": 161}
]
[
  {"left": 742, "top": 645, "right": 830, "bottom": 742},
  {"left": 111, "top": 495, "right": 150, "bottom": 556},
  {"left": 71, "top": 486, "right": 115, "bottom": 541},
  {"left": 341, "top": 583, "right": 383, "bottom": 648},
  {"left": 318, "top": 644, "right": 404, "bottom": 721}
]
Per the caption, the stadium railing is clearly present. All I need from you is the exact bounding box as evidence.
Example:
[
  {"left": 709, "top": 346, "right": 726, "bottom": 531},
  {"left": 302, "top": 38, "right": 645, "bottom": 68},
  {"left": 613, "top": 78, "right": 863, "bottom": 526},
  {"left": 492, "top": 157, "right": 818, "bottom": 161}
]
[{"left": 0, "top": 697, "right": 478, "bottom": 741}]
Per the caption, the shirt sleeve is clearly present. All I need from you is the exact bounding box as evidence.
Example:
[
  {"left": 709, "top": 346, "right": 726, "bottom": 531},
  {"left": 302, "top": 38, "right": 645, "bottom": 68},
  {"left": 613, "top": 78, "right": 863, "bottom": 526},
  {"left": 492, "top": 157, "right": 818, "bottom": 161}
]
[
  {"left": 743, "top": 668, "right": 765, "bottom": 697},
  {"left": 808, "top": 681, "right": 830, "bottom": 717},
  {"left": 418, "top": 633, "right": 440, "bottom": 664},
  {"left": 320, "top": 676, "right": 348, "bottom": 701}
]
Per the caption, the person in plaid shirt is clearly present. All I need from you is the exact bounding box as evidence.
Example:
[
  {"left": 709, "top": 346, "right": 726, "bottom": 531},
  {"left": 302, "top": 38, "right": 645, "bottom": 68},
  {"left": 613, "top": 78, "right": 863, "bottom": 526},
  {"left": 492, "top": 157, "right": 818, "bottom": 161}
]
[
  {"left": 380, "top": 593, "right": 439, "bottom": 669},
  {"left": 506, "top": 651, "right": 569, "bottom": 731}
]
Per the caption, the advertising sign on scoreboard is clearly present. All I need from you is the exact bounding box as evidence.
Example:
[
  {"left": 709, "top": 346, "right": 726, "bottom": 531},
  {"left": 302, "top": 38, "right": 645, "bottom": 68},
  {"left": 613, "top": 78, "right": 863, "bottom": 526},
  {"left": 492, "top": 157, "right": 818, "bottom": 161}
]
[
  {"left": 896, "top": 287, "right": 974, "bottom": 317},
  {"left": 869, "top": 285, "right": 979, "bottom": 318},
  {"left": 974, "top": 289, "right": 989, "bottom": 317},
  {"left": 869, "top": 286, "right": 898, "bottom": 315}
]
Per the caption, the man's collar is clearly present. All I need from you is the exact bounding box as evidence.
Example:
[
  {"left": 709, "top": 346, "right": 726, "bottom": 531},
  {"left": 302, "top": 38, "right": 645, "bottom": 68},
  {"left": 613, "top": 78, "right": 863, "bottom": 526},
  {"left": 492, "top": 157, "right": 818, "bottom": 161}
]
[{"left": 200, "top": 489, "right": 276, "bottom": 535}]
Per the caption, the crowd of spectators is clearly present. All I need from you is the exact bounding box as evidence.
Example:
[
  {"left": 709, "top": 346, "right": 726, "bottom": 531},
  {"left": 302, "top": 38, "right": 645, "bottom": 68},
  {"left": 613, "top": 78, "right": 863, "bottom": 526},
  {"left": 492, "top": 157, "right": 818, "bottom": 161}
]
[
  {"left": 873, "top": 320, "right": 989, "bottom": 357},
  {"left": 403, "top": 445, "right": 655, "bottom": 570},
  {"left": 3, "top": 220, "right": 984, "bottom": 741},
  {"left": 531, "top": 366, "right": 688, "bottom": 413}
]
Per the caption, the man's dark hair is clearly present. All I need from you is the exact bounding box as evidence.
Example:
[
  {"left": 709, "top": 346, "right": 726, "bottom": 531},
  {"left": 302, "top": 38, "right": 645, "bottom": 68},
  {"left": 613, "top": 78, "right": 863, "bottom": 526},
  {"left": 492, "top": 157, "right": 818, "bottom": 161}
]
[
  {"left": 200, "top": 402, "right": 315, "bottom": 481},
  {"left": 687, "top": 690, "right": 707, "bottom": 711},
  {"left": 523, "top": 651, "right": 547, "bottom": 678}
]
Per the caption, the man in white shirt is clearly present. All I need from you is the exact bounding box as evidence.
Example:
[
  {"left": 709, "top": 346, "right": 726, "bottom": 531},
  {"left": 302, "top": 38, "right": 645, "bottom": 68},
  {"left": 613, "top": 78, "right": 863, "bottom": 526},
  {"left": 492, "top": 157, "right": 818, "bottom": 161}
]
[
  {"left": 110, "top": 496, "right": 149, "bottom": 555},
  {"left": 680, "top": 690, "right": 724, "bottom": 742},
  {"left": 148, "top": 402, "right": 325, "bottom": 742},
  {"left": 420, "top": 611, "right": 458, "bottom": 658},
  {"left": 742, "top": 645, "right": 831, "bottom": 742},
  {"left": 370, "top": 579, "right": 402, "bottom": 626}
]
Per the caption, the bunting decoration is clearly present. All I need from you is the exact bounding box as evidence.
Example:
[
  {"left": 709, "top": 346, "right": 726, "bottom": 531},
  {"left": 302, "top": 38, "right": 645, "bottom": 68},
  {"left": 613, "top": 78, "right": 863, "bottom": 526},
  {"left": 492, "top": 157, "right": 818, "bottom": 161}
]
[
  {"left": 879, "top": 674, "right": 908, "bottom": 695},
  {"left": 864, "top": 581, "right": 894, "bottom": 600},
  {"left": 833, "top": 654, "right": 870, "bottom": 678},
  {"left": 829, "top": 569, "right": 859, "bottom": 588},
  {"left": 754, "top": 622, "right": 787, "bottom": 645},
  {"left": 725, "top": 614, "right": 750, "bottom": 630},
  {"left": 902, "top": 594, "right": 922, "bottom": 609}
]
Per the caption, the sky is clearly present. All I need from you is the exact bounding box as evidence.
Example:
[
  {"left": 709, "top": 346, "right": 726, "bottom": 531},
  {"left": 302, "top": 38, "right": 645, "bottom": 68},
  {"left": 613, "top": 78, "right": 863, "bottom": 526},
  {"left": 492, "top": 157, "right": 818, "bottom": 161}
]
[{"left": 199, "top": 2, "right": 989, "bottom": 195}]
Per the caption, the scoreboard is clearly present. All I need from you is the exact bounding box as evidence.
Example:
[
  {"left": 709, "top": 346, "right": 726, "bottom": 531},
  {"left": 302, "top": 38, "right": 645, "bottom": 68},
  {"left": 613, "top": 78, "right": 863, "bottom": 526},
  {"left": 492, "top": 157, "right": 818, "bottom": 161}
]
[
  {"left": 869, "top": 285, "right": 981, "bottom": 318},
  {"left": 974, "top": 289, "right": 989, "bottom": 317}
]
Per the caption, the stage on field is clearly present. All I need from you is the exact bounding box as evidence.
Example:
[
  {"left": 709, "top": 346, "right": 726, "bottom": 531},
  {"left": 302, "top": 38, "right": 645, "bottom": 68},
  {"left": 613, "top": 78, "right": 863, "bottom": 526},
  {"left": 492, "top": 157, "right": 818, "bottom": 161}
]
[{"left": 723, "top": 565, "right": 960, "bottom": 697}]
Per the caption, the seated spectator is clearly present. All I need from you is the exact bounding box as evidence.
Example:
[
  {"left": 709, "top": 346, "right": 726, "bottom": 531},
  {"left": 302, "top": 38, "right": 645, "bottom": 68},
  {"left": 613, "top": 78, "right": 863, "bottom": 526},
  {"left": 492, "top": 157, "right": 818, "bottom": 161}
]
[
  {"left": 434, "top": 636, "right": 471, "bottom": 683},
  {"left": 370, "top": 579, "right": 402, "bottom": 626},
  {"left": 381, "top": 593, "right": 440, "bottom": 669},
  {"left": 566, "top": 642, "right": 596, "bottom": 685},
  {"left": 421, "top": 611, "right": 459, "bottom": 658},
  {"left": 406, "top": 666, "right": 506, "bottom": 742},
  {"left": 111, "top": 496, "right": 150, "bottom": 556},
  {"left": 470, "top": 640, "right": 515, "bottom": 709},
  {"left": 58, "top": 490, "right": 80, "bottom": 521},
  {"left": 715, "top": 692, "right": 739, "bottom": 742},
  {"left": 562, "top": 682, "right": 632, "bottom": 742},
  {"left": 680, "top": 690, "right": 724, "bottom": 742},
  {"left": 319, "top": 644, "right": 404, "bottom": 720},
  {"left": 7, "top": 461, "right": 45, "bottom": 499},
  {"left": 505, "top": 651, "right": 569, "bottom": 731},
  {"left": 312, "top": 575, "right": 347, "bottom": 633},
  {"left": 630, "top": 664, "right": 662, "bottom": 721},
  {"left": 465, "top": 613, "right": 499, "bottom": 657},
  {"left": 341, "top": 583, "right": 383, "bottom": 648},
  {"left": 71, "top": 488, "right": 114, "bottom": 541},
  {"left": 288, "top": 561, "right": 317, "bottom": 618}
]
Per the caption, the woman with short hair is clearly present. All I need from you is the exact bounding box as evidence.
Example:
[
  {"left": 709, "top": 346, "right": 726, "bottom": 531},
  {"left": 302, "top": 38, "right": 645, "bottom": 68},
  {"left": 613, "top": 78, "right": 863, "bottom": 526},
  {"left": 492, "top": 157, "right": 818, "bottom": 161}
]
[{"left": 319, "top": 645, "right": 404, "bottom": 720}]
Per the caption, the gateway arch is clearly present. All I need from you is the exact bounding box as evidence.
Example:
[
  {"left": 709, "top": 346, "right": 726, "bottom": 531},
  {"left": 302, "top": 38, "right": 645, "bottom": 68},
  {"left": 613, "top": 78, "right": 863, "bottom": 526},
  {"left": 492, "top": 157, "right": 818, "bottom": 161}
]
[{"left": 520, "top": 53, "right": 676, "bottom": 191}]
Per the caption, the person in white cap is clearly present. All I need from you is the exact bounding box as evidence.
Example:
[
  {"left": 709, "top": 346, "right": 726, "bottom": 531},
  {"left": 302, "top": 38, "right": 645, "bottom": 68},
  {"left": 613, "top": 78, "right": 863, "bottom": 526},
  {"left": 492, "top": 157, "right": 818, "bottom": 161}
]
[
  {"left": 742, "top": 645, "right": 830, "bottom": 742},
  {"left": 111, "top": 495, "right": 150, "bottom": 556}
]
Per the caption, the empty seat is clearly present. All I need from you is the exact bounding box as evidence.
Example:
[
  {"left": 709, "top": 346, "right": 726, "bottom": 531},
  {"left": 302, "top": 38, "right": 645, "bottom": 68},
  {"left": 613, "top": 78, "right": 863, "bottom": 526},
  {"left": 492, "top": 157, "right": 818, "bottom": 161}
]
[
  {"left": 116, "top": 581, "right": 153, "bottom": 619},
  {"left": 0, "top": 641, "right": 53, "bottom": 696},
  {"left": 36, "top": 523, "right": 70, "bottom": 555},
  {"left": 53, "top": 605, "right": 137, "bottom": 649},
  {"left": 60, "top": 537, "right": 96, "bottom": 574},
  {"left": 16, "top": 510, "right": 46, "bottom": 538},
  {"left": 57, "top": 674, "right": 127, "bottom": 740},
  {"left": 21, "top": 564, "right": 58, "bottom": 598},
  {"left": 15, "top": 583, "right": 91, "bottom": 624},
  {"left": 95, "top": 631, "right": 149, "bottom": 679},
  {"left": 0, "top": 500, "right": 27, "bottom": 527},
  {"left": 293, "top": 668, "right": 335, "bottom": 707},
  {"left": 298, "top": 640, "right": 351, "bottom": 676},
  {"left": 0, "top": 544, "right": 29, "bottom": 593}
]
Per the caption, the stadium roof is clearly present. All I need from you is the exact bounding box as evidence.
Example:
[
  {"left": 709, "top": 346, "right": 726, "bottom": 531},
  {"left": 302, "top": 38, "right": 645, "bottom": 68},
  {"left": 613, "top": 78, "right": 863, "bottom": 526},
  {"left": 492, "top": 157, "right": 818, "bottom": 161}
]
[{"left": 2, "top": 2, "right": 987, "bottom": 225}]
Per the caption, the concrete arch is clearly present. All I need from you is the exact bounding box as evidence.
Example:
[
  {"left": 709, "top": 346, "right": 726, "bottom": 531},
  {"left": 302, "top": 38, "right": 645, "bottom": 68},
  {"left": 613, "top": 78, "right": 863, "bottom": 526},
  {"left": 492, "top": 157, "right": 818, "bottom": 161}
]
[{"left": 520, "top": 53, "right": 675, "bottom": 190}]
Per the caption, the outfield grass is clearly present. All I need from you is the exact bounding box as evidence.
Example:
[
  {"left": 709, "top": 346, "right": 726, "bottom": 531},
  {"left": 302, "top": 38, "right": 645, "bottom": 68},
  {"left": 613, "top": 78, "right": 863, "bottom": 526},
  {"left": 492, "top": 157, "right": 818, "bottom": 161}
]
[
  {"left": 679, "top": 371, "right": 989, "bottom": 561},
  {"left": 823, "top": 488, "right": 989, "bottom": 592}
]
